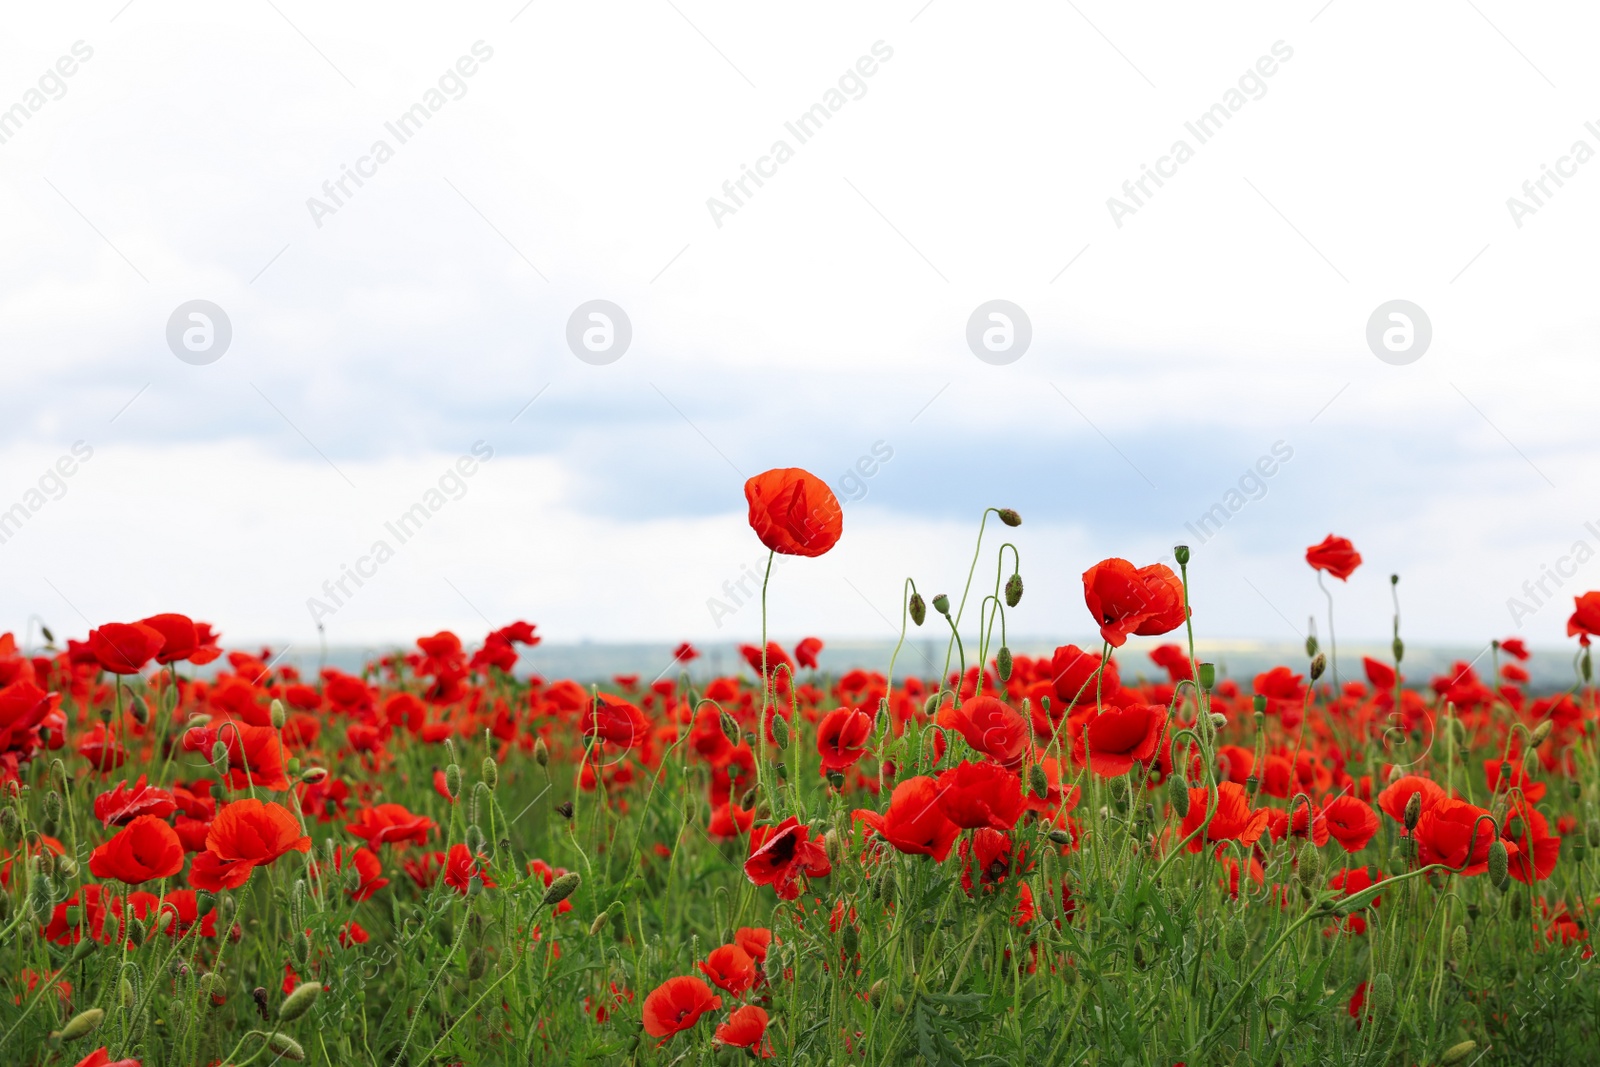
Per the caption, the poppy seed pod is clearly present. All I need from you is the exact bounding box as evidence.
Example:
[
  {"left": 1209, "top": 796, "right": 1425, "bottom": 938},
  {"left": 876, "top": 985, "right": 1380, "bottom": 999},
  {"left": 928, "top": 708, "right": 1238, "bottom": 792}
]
[
  {"left": 1369, "top": 971, "right": 1394, "bottom": 1018},
  {"left": 997, "top": 646, "right": 1013, "bottom": 682},
  {"left": 1005, "top": 573, "right": 1023, "bottom": 608},
  {"left": 542, "top": 871, "right": 581, "bottom": 908},
  {"left": 1439, "top": 1040, "right": 1477, "bottom": 1065},
  {"left": 826, "top": 769, "right": 845, "bottom": 790},
  {"left": 931, "top": 593, "right": 950, "bottom": 616},
  {"left": 908, "top": 592, "right": 926, "bottom": 627},
  {"left": 53, "top": 1007, "right": 105, "bottom": 1041},
  {"left": 1197, "top": 662, "right": 1215, "bottom": 690},
  {"left": 1488, "top": 839, "right": 1510, "bottom": 889},
  {"left": 1252, "top": 695, "right": 1267, "bottom": 715},
  {"left": 1244, "top": 774, "right": 1260, "bottom": 796},
  {"left": 1309, "top": 654, "right": 1326, "bottom": 682},
  {"left": 1173, "top": 544, "right": 1190, "bottom": 566},
  {"left": 1506, "top": 815, "right": 1524, "bottom": 841},
  {"left": 1404, "top": 793, "right": 1422, "bottom": 832},
  {"left": 482, "top": 757, "right": 498, "bottom": 790},
  {"left": 996, "top": 508, "right": 1021, "bottom": 527},
  {"left": 1167, "top": 774, "right": 1190, "bottom": 818},
  {"left": 270, "top": 698, "right": 286, "bottom": 728},
  {"left": 280, "top": 980, "right": 322, "bottom": 1021}
]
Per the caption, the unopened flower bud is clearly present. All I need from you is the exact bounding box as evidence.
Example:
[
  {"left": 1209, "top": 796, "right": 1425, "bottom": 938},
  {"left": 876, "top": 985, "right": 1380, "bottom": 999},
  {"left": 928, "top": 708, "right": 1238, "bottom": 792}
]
[
  {"left": 922, "top": 693, "right": 940, "bottom": 718},
  {"left": 1305, "top": 634, "right": 1319, "bottom": 658},
  {"left": 481, "top": 757, "right": 498, "bottom": 790},
  {"left": 534, "top": 738, "right": 549, "bottom": 767},
  {"left": 772, "top": 715, "right": 790, "bottom": 750},
  {"left": 996, "top": 508, "right": 1021, "bottom": 527},
  {"left": 1404, "top": 793, "right": 1422, "bottom": 832},
  {"left": 1529, "top": 719, "right": 1552, "bottom": 748},
  {"left": 442, "top": 764, "right": 462, "bottom": 800},
  {"left": 1209, "top": 713, "right": 1227, "bottom": 729},
  {"left": 1167, "top": 774, "right": 1191, "bottom": 818},
  {"left": 1506, "top": 815, "right": 1524, "bottom": 841},
  {"left": 1296, "top": 841, "right": 1321, "bottom": 885},
  {"left": 541, "top": 871, "right": 581, "bottom": 908},
  {"left": 130, "top": 695, "right": 150, "bottom": 725},
  {"left": 1309, "top": 654, "right": 1326, "bottom": 681},
  {"left": 279, "top": 980, "right": 322, "bottom": 1021},
  {"left": 1392, "top": 636, "right": 1404, "bottom": 664},
  {"left": 210, "top": 741, "right": 230, "bottom": 776},
  {"left": 868, "top": 978, "right": 886, "bottom": 1005},
  {"left": 1047, "top": 828, "right": 1073, "bottom": 846},
  {"left": 268, "top": 1033, "right": 307, "bottom": 1061},
  {"left": 1004, "top": 574, "right": 1023, "bottom": 608},
  {"left": 298, "top": 766, "right": 327, "bottom": 785},
  {"left": 997, "top": 647, "right": 1013, "bottom": 683},
  {"left": 1451, "top": 923, "right": 1467, "bottom": 962},
  {"left": 1026, "top": 763, "right": 1047, "bottom": 800},
  {"left": 1226, "top": 917, "right": 1247, "bottom": 959},
  {"left": 1488, "top": 839, "right": 1510, "bottom": 889},
  {"left": 720, "top": 711, "right": 740, "bottom": 745},
  {"left": 54, "top": 1008, "right": 105, "bottom": 1041},
  {"left": 908, "top": 592, "right": 926, "bottom": 627},
  {"left": 1368, "top": 971, "right": 1394, "bottom": 1018},
  {"left": 270, "top": 699, "right": 286, "bottom": 728},
  {"left": 1439, "top": 1040, "right": 1477, "bottom": 1065}
]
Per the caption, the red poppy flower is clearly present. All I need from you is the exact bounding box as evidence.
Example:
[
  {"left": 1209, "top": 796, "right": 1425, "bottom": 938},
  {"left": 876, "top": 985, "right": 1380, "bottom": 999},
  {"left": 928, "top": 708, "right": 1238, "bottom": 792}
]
[
  {"left": 744, "top": 817, "right": 830, "bottom": 900},
  {"left": 137, "top": 613, "right": 199, "bottom": 664},
  {"left": 938, "top": 696, "right": 1030, "bottom": 768},
  {"left": 338, "top": 921, "right": 370, "bottom": 947},
  {"left": 816, "top": 707, "right": 872, "bottom": 772},
  {"left": 936, "top": 760, "right": 1025, "bottom": 831},
  {"left": 1305, "top": 535, "right": 1362, "bottom": 581},
  {"left": 738, "top": 641, "right": 795, "bottom": 679},
  {"left": 642, "top": 976, "right": 722, "bottom": 1041},
  {"left": 1081, "top": 559, "right": 1187, "bottom": 648},
  {"left": 1073, "top": 703, "right": 1166, "bottom": 778},
  {"left": 442, "top": 843, "right": 496, "bottom": 894},
  {"left": 316, "top": 845, "right": 389, "bottom": 901},
  {"left": 708, "top": 801, "right": 754, "bottom": 840},
  {"left": 88, "top": 622, "right": 166, "bottom": 675},
  {"left": 88, "top": 815, "right": 185, "bottom": 884},
  {"left": 1412, "top": 798, "right": 1497, "bottom": 874},
  {"left": 853, "top": 776, "right": 961, "bottom": 862},
  {"left": 698, "top": 943, "right": 757, "bottom": 996},
  {"left": 190, "top": 799, "right": 311, "bottom": 891},
  {"left": 714, "top": 1004, "right": 771, "bottom": 1054},
  {"left": 1362, "top": 657, "right": 1396, "bottom": 690},
  {"left": 1569, "top": 592, "right": 1600, "bottom": 638},
  {"left": 77, "top": 723, "right": 127, "bottom": 773},
  {"left": 1321, "top": 795, "right": 1379, "bottom": 853},
  {"left": 584, "top": 694, "right": 650, "bottom": 749},
  {"left": 93, "top": 775, "right": 177, "bottom": 826},
  {"left": 1148, "top": 643, "right": 1192, "bottom": 683},
  {"left": 1181, "top": 782, "right": 1271, "bottom": 853},
  {"left": 1049, "top": 644, "right": 1118, "bottom": 711},
  {"left": 743, "top": 468, "right": 843, "bottom": 557},
  {"left": 959, "top": 826, "right": 1025, "bottom": 893},
  {"left": 345, "top": 803, "right": 435, "bottom": 848},
  {"left": 73, "top": 1050, "right": 140, "bottom": 1067},
  {"left": 794, "top": 636, "right": 824, "bottom": 669},
  {"left": 1376, "top": 775, "right": 1444, "bottom": 830},
  {"left": 1484, "top": 759, "right": 1545, "bottom": 803},
  {"left": 155, "top": 889, "right": 217, "bottom": 938},
  {"left": 1500, "top": 637, "right": 1530, "bottom": 661},
  {"left": 734, "top": 926, "right": 771, "bottom": 963},
  {"left": 1504, "top": 800, "right": 1560, "bottom": 883},
  {"left": 179, "top": 722, "right": 290, "bottom": 791}
]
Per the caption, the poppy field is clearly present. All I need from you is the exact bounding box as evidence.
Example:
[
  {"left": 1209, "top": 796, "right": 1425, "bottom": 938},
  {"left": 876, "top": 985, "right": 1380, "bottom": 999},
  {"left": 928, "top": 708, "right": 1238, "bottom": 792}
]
[{"left": 4, "top": 467, "right": 1600, "bottom": 1066}]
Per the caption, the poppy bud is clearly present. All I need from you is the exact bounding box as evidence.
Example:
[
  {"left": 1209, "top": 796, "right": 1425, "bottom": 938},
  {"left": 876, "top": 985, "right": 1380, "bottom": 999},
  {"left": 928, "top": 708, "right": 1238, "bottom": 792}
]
[
  {"left": 70, "top": 935, "right": 97, "bottom": 963},
  {"left": 1028, "top": 763, "right": 1047, "bottom": 800},
  {"left": 1506, "top": 815, "right": 1524, "bottom": 841},
  {"left": 1004, "top": 574, "right": 1023, "bottom": 608},
  {"left": 1404, "top": 793, "right": 1422, "bottom": 831},
  {"left": 199, "top": 971, "right": 225, "bottom": 1001},
  {"left": 52, "top": 1007, "right": 104, "bottom": 1042},
  {"left": 1488, "top": 839, "right": 1510, "bottom": 889},
  {"left": 555, "top": 801, "right": 574, "bottom": 821},
  {"left": 0, "top": 807, "right": 18, "bottom": 844},
  {"left": 997, "top": 647, "right": 1013, "bottom": 683},
  {"left": 996, "top": 508, "right": 1021, "bottom": 527},
  {"left": 210, "top": 741, "right": 230, "bottom": 777},
  {"left": 43, "top": 790, "right": 61, "bottom": 824},
  {"left": 824, "top": 829, "right": 845, "bottom": 868},
  {"left": 542, "top": 871, "right": 581, "bottom": 908},
  {"left": 279, "top": 979, "right": 322, "bottom": 1022},
  {"left": 1369, "top": 971, "right": 1394, "bottom": 1018},
  {"left": 1173, "top": 544, "right": 1190, "bottom": 566},
  {"left": 906, "top": 591, "right": 928, "bottom": 628},
  {"left": 293, "top": 930, "right": 311, "bottom": 967},
  {"left": 1305, "top": 634, "right": 1318, "bottom": 658},
  {"left": 1167, "top": 774, "right": 1190, "bottom": 818},
  {"left": 130, "top": 694, "right": 150, "bottom": 725},
  {"left": 1439, "top": 1040, "right": 1476, "bottom": 1065},
  {"left": 879, "top": 865, "right": 898, "bottom": 906},
  {"left": 534, "top": 738, "right": 549, "bottom": 768},
  {"left": 299, "top": 766, "right": 327, "bottom": 785},
  {"left": 772, "top": 715, "right": 790, "bottom": 750},
  {"left": 28, "top": 871, "right": 53, "bottom": 919},
  {"left": 482, "top": 757, "right": 498, "bottom": 790},
  {"left": 1225, "top": 918, "right": 1247, "bottom": 959},
  {"left": 270, "top": 698, "right": 286, "bottom": 728},
  {"left": 720, "top": 711, "right": 740, "bottom": 745},
  {"left": 868, "top": 978, "right": 886, "bottom": 1006},
  {"left": 1392, "top": 636, "right": 1404, "bottom": 663},
  {"left": 931, "top": 593, "right": 950, "bottom": 617},
  {"left": 1588, "top": 822, "right": 1600, "bottom": 848},
  {"left": 1296, "top": 841, "right": 1320, "bottom": 885},
  {"left": 1567, "top": 779, "right": 1581, "bottom": 800},
  {"left": 467, "top": 948, "right": 488, "bottom": 981},
  {"left": 1209, "top": 713, "right": 1227, "bottom": 729},
  {"left": 922, "top": 693, "right": 940, "bottom": 717},
  {"left": 1309, "top": 654, "right": 1326, "bottom": 682},
  {"left": 1451, "top": 923, "right": 1467, "bottom": 963},
  {"left": 268, "top": 1033, "right": 307, "bottom": 1062},
  {"left": 1529, "top": 719, "right": 1552, "bottom": 748},
  {"left": 841, "top": 923, "right": 859, "bottom": 957},
  {"left": 1047, "top": 828, "right": 1073, "bottom": 846},
  {"left": 444, "top": 764, "right": 462, "bottom": 799}
]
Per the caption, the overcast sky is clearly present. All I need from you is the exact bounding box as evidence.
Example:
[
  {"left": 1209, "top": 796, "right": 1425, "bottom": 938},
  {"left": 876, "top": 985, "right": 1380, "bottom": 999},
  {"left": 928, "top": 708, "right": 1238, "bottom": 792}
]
[{"left": 2, "top": 1, "right": 1598, "bottom": 655}]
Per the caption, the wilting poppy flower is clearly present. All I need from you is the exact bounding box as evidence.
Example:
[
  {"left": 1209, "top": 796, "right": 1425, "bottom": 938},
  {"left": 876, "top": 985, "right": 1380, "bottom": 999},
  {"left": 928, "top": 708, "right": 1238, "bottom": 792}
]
[
  {"left": 938, "top": 696, "right": 1030, "bottom": 768},
  {"left": 698, "top": 943, "right": 757, "bottom": 996},
  {"left": 1321, "top": 795, "right": 1379, "bottom": 853},
  {"left": 936, "top": 760, "right": 1025, "bottom": 831},
  {"left": 642, "top": 976, "right": 722, "bottom": 1041},
  {"left": 93, "top": 775, "right": 177, "bottom": 826},
  {"left": 137, "top": 613, "right": 199, "bottom": 664},
  {"left": 584, "top": 694, "right": 650, "bottom": 749},
  {"left": 190, "top": 799, "right": 311, "bottom": 891},
  {"left": 346, "top": 803, "right": 435, "bottom": 848},
  {"left": 88, "top": 622, "right": 166, "bottom": 675},
  {"left": 853, "top": 776, "right": 962, "bottom": 862},
  {"left": 1181, "top": 782, "right": 1271, "bottom": 853},
  {"left": 1074, "top": 703, "right": 1166, "bottom": 778},
  {"left": 1413, "top": 798, "right": 1497, "bottom": 874},
  {"left": 1305, "top": 535, "right": 1362, "bottom": 581},
  {"left": 744, "top": 468, "right": 843, "bottom": 557},
  {"left": 794, "top": 636, "right": 824, "bottom": 669},
  {"left": 1568, "top": 592, "right": 1600, "bottom": 638},
  {"left": 1376, "top": 775, "right": 1445, "bottom": 831},
  {"left": 744, "top": 817, "right": 831, "bottom": 900},
  {"left": 1082, "top": 559, "right": 1187, "bottom": 648},
  {"left": 714, "top": 1004, "right": 770, "bottom": 1054},
  {"left": 88, "top": 815, "right": 185, "bottom": 884},
  {"left": 816, "top": 707, "right": 872, "bottom": 772}
]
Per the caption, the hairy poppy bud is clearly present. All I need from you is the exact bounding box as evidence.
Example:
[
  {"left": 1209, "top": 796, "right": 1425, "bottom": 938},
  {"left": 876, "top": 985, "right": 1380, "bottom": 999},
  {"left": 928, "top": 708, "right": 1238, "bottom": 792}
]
[
  {"left": 868, "top": 978, "right": 886, "bottom": 1006},
  {"left": 824, "top": 829, "right": 845, "bottom": 868},
  {"left": 1369, "top": 971, "right": 1394, "bottom": 1018},
  {"left": 0, "top": 807, "right": 17, "bottom": 843},
  {"left": 1296, "top": 841, "right": 1320, "bottom": 885},
  {"left": 772, "top": 714, "right": 790, "bottom": 750},
  {"left": 996, "top": 508, "right": 1021, "bottom": 527},
  {"left": 1004, "top": 574, "right": 1023, "bottom": 608},
  {"left": 542, "top": 871, "right": 581, "bottom": 908},
  {"left": 1488, "top": 839, "right": 1510, "bottom": 889},
  {"left": 268, "top": 1033, "right": 307, "bottom": 1061},
  {"left": 1029, "top": 763, "right": 1048, "bottom": 800},
  {"left": 1167, "top": 774, "right": 1190, "bottom": 818},
  {"left": 720, "top": 711, "right": 740, "bottom": 746},
  {"left": 280, "top": 980, "right": 321, "bottom": 1021},
  {"left": 1588, "top": 822, "right": 1600, "bottom": 849},
  {"left": 292, "top": 929, "right": 311, "bottom": 967},
  {"left": 1451, "top": 923, "right": 1467, "bottom": 962},
  {"left": 70, "top": 935, "right": 97, "bottom": 963},
  {"left": 1392, "top": 636, "right": 1404, "bottom": 663},
  {"left": 997, "top": 646, "right": 1013, "bottom": 683},
  {"left": 1305, "top": 634, "right": 1318, "bottom": 658},
  {"left": 1173, "top": 544, "right": 1190, "bottom": 566},
  {"left": 908, "top": 591, "right": 927, "bottom": 627},
  {"left": 841, "top": 923, "right": 859, "bottom": 957},
  {"left": 28, "top": 871, "right": 53, "bottom": 919},
  {"left": 1404, "top": 793, "right": 1422, "bottom": 832},
  {"left": 534, "top": 738, "right": 549, "bottom": 768},
  {"left": 1439, "top": 1040, "right": 1476, "bottom": 1065},
  {"left": 1309, "top": 654, "right": 1326, "bottom": 682},
  {"left": 1226, "top": 918, "right": 1247, "bottom": 959},
  {"left": 43, "top": 790, "right": 62, "bottom": 824},
  {"left": 1506, "top": 815, "right": 1524, "bottom": 841},
  {"left": 130, "top": 695, "right": 150, "bottom": 725},
  {"left": 444, "top": 764, "right": 462, "bottom": 799},
  {"left": 481, "top": 757, "right": 498, "bottom": 790},
  {"left": 923, "top": 693, "right": 940, "bottom": 718},
  {"left": 1197, "top": 662, "right": 1215, "bottom": 690},
  {"left": 270, "top": 698, "right": 286, "bottom": 728},
  {"left": 1047, "top": 828, "right": 1073, "bottom": 846},
  {"left": 1209, "top": 713, "right": 1227, "bottom": 729},
  {"left": 210, "top": 741, "right": 230, "bottom": 777},
  {"left": 53, "top": 1007, "right": 104, "bottom": 1041},
  {"left": 1529, "top": 719, "right": 1552, "bottom": 748},
  {"left": 931, "top": 593, "right": 950, "bottom": 617}
]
